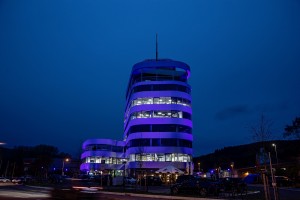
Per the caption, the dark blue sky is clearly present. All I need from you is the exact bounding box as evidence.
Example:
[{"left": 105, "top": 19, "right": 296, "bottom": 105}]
[{"left": 1, "top": 0, "right": 300, "bottom": 157}]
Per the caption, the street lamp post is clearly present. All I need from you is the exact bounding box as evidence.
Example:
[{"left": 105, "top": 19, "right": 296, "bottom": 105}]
[
  {"left": 272, "top": 144, "right": 278, "bottom": 166},
  {"left": 198, "top": 162, "right": 200, "bottom": 172},
  {"left": 230, "top": 162, "right": 234, "bottom": 177},
  {"left": 62, "top": 158, "right": 70, "bottom": 176}
]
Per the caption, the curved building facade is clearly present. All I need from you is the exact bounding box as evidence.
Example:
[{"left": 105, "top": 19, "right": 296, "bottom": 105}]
[
  {"left": 81, "top": 58, "right": 193, "bottom": 176},
  {"left": 80, "top": 139, "right": 126, "bottom": 175},
  {"left": 124, "top": 59, "right": 193, "bottom": 173}
]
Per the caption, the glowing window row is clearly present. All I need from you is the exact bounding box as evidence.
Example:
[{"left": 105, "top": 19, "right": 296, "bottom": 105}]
[
  {"left": 129, "top": 110, "right": 191, "bottom": 120},
  {"left": 131, "top": 97, "right": 191, "bottom": 108},
  {"left": 124, "top": 97, "right": 191, "bottom": 123},
  {"left": 129, "top": 153, "right": 191, "bottom": 162},
  {"left": 83, "top": 156, "right": 127, "bottom": 164}
]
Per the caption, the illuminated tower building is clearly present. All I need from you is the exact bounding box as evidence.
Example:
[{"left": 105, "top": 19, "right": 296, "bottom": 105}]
[{"left": 124, "top": 59, "right": 193, "bottom": 174}]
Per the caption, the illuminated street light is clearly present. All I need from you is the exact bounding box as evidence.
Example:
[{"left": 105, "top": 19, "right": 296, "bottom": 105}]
[
  {"left": 230, "top": 162, "right": 234, "bottom": 177},
  {"left": 272, "top": 143, "right": 278, "bottom": 166},
  {"left": 62, "top": 158, "right": 70, "bottom": 176},
  {"left": 198, "top": 162, "right": 200, "bottom": 172}
]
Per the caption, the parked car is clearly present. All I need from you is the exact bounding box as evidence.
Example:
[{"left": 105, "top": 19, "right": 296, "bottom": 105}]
[
  {"left": 0, "top": 177, "right": 10, "bottom": 183},
  {"left": 218, "top": 177, "right": 247, "bottom": 194},
  {"left": 140, "top": 176, "right": 162, "bottom": 186},
  {"left": 94, "top": 175, "right": 112, "bottom": 186},
  {"left": 112, "top": 176, "right": 124, "bottom": 186},
  {"left": 176, "top": 175, "right": 196, "bottom": 184},
  {"left": 124, "top": 177, "right": 137, "bottom": 185},
  {"left": 171, "top": 177, "right": 220, "bottom": 197},
  {"left": 274, "top": 176, "right": 294, "bottom": 187},
  {"left": 243, "top": 174, "right": 261, "bottom": 184},
  {"left": 12, "top": 177, "right": 25, "bottom": 184},
  {"left": 49, "top": 174, "right": 67, "bottom": 183}
]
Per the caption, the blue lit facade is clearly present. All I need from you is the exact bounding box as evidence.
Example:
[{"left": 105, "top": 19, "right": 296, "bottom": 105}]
[
  {"left": 80, "top": 58, "right": 193, "bottom": 174},
  {"left": 80, "top": 139, "right": 126, "bottom": 174},
  {"left": 124, "top": 59, "right": 193, "bottom": 174}
]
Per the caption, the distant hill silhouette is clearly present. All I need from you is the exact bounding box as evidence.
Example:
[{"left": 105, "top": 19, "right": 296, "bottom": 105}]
[{"left": 193, "top": 140, "right": 300, "bottom": 171}]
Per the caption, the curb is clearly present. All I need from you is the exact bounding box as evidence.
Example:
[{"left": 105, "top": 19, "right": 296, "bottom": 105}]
[
  {"left": 25, "top": 185, "right": 53, "bottom": 190},
  {"left": 97, "top": 191, "right": 224, "bottom": 200}
]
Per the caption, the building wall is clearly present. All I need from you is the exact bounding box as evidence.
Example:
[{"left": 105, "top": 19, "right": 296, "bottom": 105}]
[
  {"left": 80, "top": 139, "right": 126, "bottom": 173},
  {"left": 124, "top": 59, "right": 193, "bottom": 172},
  {"left": 81, "top": 59, "right": 193, "bottom": 174}
]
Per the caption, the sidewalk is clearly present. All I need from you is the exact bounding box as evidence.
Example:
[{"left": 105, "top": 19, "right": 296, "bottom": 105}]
[
  {"left": 98, "top": 190, "right": 224, "bottom": 200},
  {"left": 248, "top": 184, "right": 300, "bottom": 191}
]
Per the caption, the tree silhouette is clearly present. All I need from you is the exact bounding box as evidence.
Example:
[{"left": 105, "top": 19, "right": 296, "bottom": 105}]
[
  {"left": 284, "top": 117, "right": 300, "bottom": 139},
  {"left": 12, "top": 145, "right": 70, "bottom": 177},
  {"left": 251, "top": 114, "right": 273, "bottom": 146}
]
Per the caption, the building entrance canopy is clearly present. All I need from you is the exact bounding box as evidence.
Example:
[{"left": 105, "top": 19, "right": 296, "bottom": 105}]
[{"left": 155, "top": 165, "right": 184, "bottom": 174}]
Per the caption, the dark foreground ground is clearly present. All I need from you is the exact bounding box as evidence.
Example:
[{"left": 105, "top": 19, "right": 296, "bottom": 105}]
[{"left": 0, "top": 182, "right": 299, "bottom": 200}]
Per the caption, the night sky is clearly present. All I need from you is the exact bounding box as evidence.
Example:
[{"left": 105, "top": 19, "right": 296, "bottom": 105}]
[{"left": 1, "top": 0, "right": 300, "bottom": 157}]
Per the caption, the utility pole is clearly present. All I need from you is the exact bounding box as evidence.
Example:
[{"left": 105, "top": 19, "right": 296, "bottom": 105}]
[
  {"left": 261, "top": 150, "right": 270, "bottom": 200},
  {"left": 62, "top": 158, "right": 69, "bottom": 176},
  {"left": 272, "top": 144, "right": 279, "bottom": 166},
  {"left": 269, "top": 152, "right": 279, "bottom": 200},
  {"left": 262, "top": 171, "right": 270, "bottom": 200}
]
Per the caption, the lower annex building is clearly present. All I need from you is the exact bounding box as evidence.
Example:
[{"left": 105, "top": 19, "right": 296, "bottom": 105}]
[{"left": 80, "top": 58, "right": 193, "bottom": 177}]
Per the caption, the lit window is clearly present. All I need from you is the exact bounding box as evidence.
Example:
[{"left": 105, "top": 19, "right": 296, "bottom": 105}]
[
  {"left": 166, "top": 154, "right": 172, "bottom": 162},
  {"left": 130, "top": 97, "right": 191, "bottom": 107},
  {"left": 157, "top": 154, "right": 165, "bottom": 162}
]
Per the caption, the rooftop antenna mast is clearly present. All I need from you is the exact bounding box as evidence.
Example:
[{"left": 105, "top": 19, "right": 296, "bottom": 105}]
[{"left": 156, "top": 33, "right": 158, "bottom": 61}]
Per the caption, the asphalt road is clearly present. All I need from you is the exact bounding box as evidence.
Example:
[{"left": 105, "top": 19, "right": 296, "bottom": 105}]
[
  {"left": 247, "top": 184, "right": 300, "bottom": 200},
  {"left": 0, "top": 183, "right": 220, "bottom": 200},
  {"left": 1, "top": 182, "right": 300, "bottom": 200},
  {"left": 0, "top": 182, "right": 50, "bottom": 199}
]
